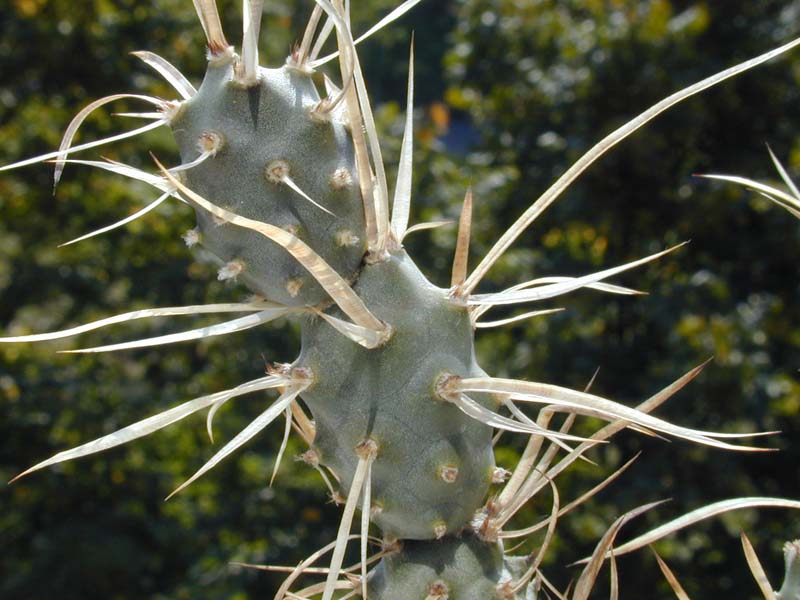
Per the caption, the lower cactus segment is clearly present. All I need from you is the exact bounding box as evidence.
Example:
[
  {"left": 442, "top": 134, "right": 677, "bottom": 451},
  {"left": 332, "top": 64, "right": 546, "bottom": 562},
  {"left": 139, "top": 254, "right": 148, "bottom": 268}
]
[{"left": 368, "top": 534, "right": 532, "bottom": 600}]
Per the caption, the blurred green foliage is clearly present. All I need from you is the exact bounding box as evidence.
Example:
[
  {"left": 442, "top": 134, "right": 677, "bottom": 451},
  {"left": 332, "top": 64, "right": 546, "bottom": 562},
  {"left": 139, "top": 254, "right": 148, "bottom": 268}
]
[{"left": 1, "top": 1, "right": 799, "bottom": 598}]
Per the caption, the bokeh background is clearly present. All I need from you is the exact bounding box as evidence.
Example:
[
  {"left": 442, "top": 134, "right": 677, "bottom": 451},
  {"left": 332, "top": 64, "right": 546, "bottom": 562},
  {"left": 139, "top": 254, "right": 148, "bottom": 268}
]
[{"left": 1, "top": 0, "right": 800, "bottom": 598}]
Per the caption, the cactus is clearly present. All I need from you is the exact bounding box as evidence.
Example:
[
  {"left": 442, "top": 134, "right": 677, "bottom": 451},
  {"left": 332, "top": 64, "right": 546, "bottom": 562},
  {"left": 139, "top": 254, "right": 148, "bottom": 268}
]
[{"left": 3, "top": 2, "right": 800, "bottom": 598}]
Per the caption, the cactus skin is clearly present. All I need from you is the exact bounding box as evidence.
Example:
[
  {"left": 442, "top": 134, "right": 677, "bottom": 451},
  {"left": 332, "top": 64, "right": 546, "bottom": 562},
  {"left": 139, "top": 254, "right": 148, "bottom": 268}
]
[
  {"left": 299, "top": 251, "right": 495, "bottom": 539},
  {"left": 172, "top": 57, "right": 365, "bottom": 306}
]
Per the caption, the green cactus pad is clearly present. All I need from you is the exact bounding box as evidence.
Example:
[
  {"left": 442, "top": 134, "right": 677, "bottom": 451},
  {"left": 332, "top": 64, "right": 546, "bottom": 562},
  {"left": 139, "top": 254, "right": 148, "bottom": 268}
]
[
  {"left": 170, "top": 57, "right": 366, "bottom": 306},
  {"left": 368, "top": 534, "right": 531, "bottom": 600},
  {"left": 297, "top": 251, "right": 495, "bottom": 540}
]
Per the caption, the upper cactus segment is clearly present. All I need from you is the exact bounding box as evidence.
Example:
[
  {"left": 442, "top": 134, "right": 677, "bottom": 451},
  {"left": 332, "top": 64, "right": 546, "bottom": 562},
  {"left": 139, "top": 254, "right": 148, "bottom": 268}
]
[
  {"left": 367, "top": 534, "right": 531, "bottom": 600},
  {"left": 172, "top": 56, "right": 366, "bottom": 306}
]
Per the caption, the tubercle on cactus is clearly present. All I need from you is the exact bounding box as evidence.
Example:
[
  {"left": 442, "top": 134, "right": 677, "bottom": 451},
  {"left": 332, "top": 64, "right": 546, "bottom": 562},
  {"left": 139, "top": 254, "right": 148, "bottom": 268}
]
[{"left": 4, "top": 2, "right": 800, "bottom": 599}]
